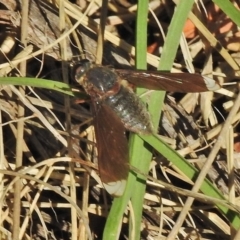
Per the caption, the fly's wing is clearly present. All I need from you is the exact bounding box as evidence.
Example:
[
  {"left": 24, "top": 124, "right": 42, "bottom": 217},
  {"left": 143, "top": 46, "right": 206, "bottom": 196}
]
[
  {"left": 93, "top": 102, "right": 128, "bottom": 196},
  {"left": 115, "top": 69, "right": 221, "bottom": 92}
]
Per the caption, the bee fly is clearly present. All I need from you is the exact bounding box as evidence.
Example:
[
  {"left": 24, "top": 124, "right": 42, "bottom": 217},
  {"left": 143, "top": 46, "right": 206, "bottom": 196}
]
[{"left": 73, "top": 59, "right": 221, "bottom": 196}]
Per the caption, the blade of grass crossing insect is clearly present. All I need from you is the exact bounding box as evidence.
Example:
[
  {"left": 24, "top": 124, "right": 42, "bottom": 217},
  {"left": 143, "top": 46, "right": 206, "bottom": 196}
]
[
  {"left": 130, "top": 0, "right": 197, "bottom": 239},
  {"left": 127, "top": 2, "right": 166, "bottom": 240}
]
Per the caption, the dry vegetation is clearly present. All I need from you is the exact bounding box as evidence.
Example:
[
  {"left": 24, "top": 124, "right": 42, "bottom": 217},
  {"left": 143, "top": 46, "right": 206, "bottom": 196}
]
[{"left": 0, "top": 0, "right": 240, "bottom": 239}]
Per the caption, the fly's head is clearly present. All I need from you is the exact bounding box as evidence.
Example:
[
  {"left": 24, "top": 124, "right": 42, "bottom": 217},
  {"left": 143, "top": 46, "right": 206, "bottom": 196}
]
[{"left": 73, "top": 59, "right": 92, "bottom": 86}]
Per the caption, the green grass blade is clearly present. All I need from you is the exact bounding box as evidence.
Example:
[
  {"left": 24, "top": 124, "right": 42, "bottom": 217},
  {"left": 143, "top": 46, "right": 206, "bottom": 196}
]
[
  {"left": 159, "top": 0, "right": 196, "bottom": 70},
  {"left": 213, "top": 0, "right": 240, "bottom": 26},
  {"left": 128, "top": 1, "right": 155, "bottom": 240},
  {"left": 0, "top": 77, "right": 74, "bottom": 96}
]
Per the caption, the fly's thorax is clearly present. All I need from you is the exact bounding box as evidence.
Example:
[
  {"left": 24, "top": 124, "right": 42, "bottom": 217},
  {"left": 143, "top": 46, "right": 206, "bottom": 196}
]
[
  {"left": 86, "top": 67, "right": 118, "bottom": 92},
  {"left": 77, "top": 65, "right": 121, "bottom": 102},
  {"left": 84, "top": 69, "right": 121, "bottom": 101}
]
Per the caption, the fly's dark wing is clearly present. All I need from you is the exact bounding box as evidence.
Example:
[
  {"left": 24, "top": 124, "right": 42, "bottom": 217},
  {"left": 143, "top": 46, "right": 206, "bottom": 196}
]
[
  {"left": 93, "top": 102, "right": 128, "bottom": 196},
  {"left": 115, "top": 69, "right": 221, "bottom": 92}
]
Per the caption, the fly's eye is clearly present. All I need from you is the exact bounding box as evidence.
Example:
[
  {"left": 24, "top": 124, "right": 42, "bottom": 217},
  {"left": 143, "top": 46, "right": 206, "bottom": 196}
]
[
  {"left": 73, "top": 66, "right": 84, "bottom": 83},
  {"left": 75, "top": 65, "right": 86, "bottom": 78}
]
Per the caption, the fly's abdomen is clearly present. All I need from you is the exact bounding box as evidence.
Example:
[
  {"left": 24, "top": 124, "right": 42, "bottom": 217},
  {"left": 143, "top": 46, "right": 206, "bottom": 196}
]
[{"left": 105, "top": 86, "right": 153, "bottom": 134}]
